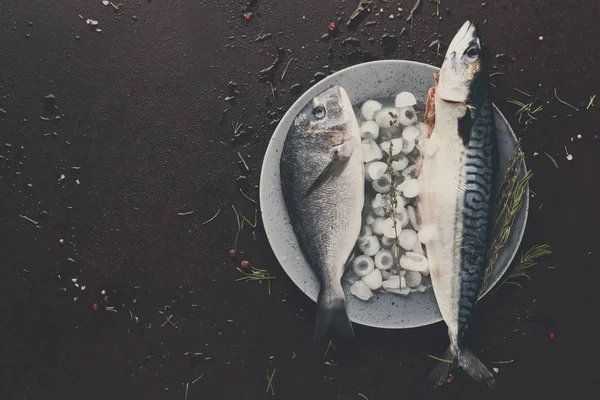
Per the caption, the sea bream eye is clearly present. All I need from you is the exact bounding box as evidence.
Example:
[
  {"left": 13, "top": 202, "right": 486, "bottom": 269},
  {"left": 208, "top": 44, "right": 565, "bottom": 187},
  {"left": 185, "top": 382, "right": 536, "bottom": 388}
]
[{"left": 312, "top": 105, "right": 326, "bottom": 119}]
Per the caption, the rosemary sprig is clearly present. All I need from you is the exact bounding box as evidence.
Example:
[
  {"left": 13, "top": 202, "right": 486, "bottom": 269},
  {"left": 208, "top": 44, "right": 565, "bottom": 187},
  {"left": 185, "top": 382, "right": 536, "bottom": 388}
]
[
  {"left": 494, "top": 244, "right": 551, "bottom": 291},
  {"left": 554, "top": 86, "right": 579, "bottom": 112},
  {"left": 202, "top": 208, "right": 221, "bottom": 225},
  {"left": 231, "top": 205, "right": 245, "bottom": 253},
  {"left": 236, "top": 262, "right": 274, "bottom": 294},
  {"left": 543, "top": 151, "right": 559, "bottom": 169},
  {"left": 433, "top": 0, "right": 441, "bottom": 16},
  {"left": 19, "top": 214, "right": 39, "bottom": 225},
  {"left": 587, "top": 95, "right": 596, "bottom": 110},
  {"left": 232, "top": 121, "right": 243, "bottom": 135},
  {"left": 265, "top": 368, "right": 276, "bottom": 395},
  {"left": 239, "top": 188, "right": 257, "bottom": 203},
  {"left": 427, "top": 354, "right": 452, "bottom": 363},
  {"left": 237, "top": 152, "right": 249, "bottom": 172},
  {"left": 385, "top": 141, "right": 402, "bottom": 274},
  {"left": 281, "top": 58, "right": 293, "bottom": 81},
  {"left": 481, "top": 148, "right": 532, "bottom": 293},
  {"left": 324, "top": 340, "right": 336, "bottom": 357},
  {"left": 506, "top": 98, "right": 543, "bottom": 127}
]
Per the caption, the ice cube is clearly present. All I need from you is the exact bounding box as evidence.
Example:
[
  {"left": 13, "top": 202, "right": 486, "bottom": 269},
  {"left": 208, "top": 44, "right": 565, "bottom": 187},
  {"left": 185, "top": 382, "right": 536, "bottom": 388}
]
[
  {"left": 401, "top": 138, "right": 416, "bottom": 154},
  {"left": 402, "top": 125, "right": 420, "bottom": 141},
  {"left": 405, "top": 270, "right": 422, "bottom": 287},
  {"left": 397, "top": 106, "right": 418, "bottom": 126},
  {"left": 374, "top": 249, "right": 394, "bottom": 270},
  {"left": 360, "top": 120, "right": 380, "bottom": 140},
  {"left": 361, "top": 100, "right": 383, "bottom": 121},
  {"left": 407, "top": 205, "right": 418, "bottom": 230},
  {"left": 359, "top": 235, "right": 381, "bottom": 256},
  {"left": 362, "top": 139, "right": 383, "bottom": 163},
  {"left": 392, "top": 156, "right": 409, "bottom": 172},
  {"left": 362, "top": 268, "right": 383, "bottom": 290},
  {"left": 371, "top": 218, "right": 386, "bottom": 235},
  {"left": 375, "top": 107, "right": 402, "bottom": 128},
  {"left": 414, "top": 122, "right": 428, "bottom": 140},
  {"left": 350, "top": 280, "right": 374, "bottom": 301},
  {"left": 402, "top": 178, "right": 420, "bottom": 198},
  {"left": 394, "top": 92, "right": 417, "bottom": 108},
  {"left": 400, "top": 252, "right": 429, "bottom": 272},
  {"left": 382, "top": 217, "right": 403, "bottom": 238},
  {"left": 352, "top": 254, "right": 375, "bottom": 277},
  {"left": 372, "top": 174, "right": 391, "bottom": 193},
  {"left": 359, "top": 225, "right": 373, "bottom": 239},
  {"left": 367, "top": 161, "right": 388, "bottom": 181},
  {"left": 398, "top": 229, "right": 418, "bottom": 251},
  {"left": 380, "top": 138, "right": 404, "bottom": 156}
]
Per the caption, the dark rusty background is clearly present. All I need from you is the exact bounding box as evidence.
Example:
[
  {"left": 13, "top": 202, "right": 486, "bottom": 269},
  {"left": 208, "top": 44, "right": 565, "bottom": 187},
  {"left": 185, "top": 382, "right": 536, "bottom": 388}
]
[{"left": 1, "top": 1, "right": 599, "bottom": 399}]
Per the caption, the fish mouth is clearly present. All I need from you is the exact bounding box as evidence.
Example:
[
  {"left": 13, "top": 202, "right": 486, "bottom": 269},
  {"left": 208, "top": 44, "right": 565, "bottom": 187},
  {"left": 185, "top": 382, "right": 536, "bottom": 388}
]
[
  {"left": 446, "top": 21, "right": 477, "bottom": 56},
  {"left": 439, "top": 98, "right": 467, "bottom": 105}
]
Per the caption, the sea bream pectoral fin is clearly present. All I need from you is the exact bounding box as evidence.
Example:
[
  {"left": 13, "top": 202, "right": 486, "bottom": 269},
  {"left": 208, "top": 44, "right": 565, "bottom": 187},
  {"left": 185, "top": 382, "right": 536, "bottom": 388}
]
[{"left": 303, "top": 141, "right": 354, "bottom": 199}]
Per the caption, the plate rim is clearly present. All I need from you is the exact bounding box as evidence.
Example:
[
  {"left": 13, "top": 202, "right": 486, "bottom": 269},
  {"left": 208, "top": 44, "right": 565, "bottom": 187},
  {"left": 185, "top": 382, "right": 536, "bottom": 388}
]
[{"left": 259, "top": 59, "right": 529, "bottom": 329}]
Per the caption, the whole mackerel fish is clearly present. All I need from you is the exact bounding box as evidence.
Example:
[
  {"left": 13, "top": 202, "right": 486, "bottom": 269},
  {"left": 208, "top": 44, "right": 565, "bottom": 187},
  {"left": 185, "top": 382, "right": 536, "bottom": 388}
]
[
  {"left": 280, "top": 86, "right": 364, "bottom": 343},
  {"left": 418, "top": 21, "right": 498, "bottom": 388}
]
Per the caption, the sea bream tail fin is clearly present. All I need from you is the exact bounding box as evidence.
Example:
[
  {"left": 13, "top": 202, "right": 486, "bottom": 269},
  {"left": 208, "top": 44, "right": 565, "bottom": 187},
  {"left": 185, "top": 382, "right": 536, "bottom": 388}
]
[
  {"left": 314, "top": 287, "right": 354, "bottom": 344},
  {"left": 425, "top": 347, "right": 454, "bottom": 390},
  {"left": 457, "top": 347, "right": 496, "bottom": 388}
]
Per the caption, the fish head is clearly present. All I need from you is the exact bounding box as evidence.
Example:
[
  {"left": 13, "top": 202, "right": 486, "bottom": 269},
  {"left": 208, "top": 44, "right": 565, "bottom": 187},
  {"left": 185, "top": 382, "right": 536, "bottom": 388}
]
[
  {"left": 437, "top": 21, "right": 487, "bottom": 103},
  {"left": 292, "top": 85, "right": 358, "bottom": 146}
]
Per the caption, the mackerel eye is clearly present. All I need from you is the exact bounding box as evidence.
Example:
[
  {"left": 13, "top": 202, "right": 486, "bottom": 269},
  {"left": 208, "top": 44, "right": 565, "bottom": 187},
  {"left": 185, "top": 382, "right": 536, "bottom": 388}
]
[
  {"left": 466, "top": 47, "right": 480, "bottom": 59},
  {"left": 312, "top": 106, "right": 326, "bottom": 119}
]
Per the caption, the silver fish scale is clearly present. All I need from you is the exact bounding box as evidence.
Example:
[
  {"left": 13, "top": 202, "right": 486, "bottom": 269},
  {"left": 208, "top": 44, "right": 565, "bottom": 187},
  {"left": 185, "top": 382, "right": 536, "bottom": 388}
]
[
  {"left": 457, "top": 97, "right": 498, "bottom": 340},
  {"left": 281, "top": 132, "right": 363, "bottom": 293},
  {"left": 290, "top": 179, "right": 361, "bottom": 282}
]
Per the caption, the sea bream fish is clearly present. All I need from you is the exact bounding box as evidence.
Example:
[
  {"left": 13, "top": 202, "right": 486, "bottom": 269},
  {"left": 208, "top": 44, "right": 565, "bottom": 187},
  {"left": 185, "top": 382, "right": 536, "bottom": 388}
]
[
  {"left": 280, "top": 85, "right": 364, "bottom": 343},
  {"left": 418, "top": 21, "right": 499, "bottom": 388}
]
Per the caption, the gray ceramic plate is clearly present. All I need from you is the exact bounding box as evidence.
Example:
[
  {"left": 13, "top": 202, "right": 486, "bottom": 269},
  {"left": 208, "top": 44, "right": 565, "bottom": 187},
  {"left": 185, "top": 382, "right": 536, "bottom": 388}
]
[{"left": 259, "top": 60, "right": 528, "bottom": 329}]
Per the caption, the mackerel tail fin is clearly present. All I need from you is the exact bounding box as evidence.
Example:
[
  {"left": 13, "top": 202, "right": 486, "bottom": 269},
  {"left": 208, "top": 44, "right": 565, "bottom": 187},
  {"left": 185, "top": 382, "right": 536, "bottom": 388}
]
[
  {"left": 313, "top": 287, "right": 354, "bottom": 345},
  {"left": 458, "top": 347, "right": 496, "bottom": 388},
  {"left": 425, "top": 347, "right": 496, "bottom": 390},
  {"left": 425, "top": 347, "right": 454, "bottom": 390}
]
